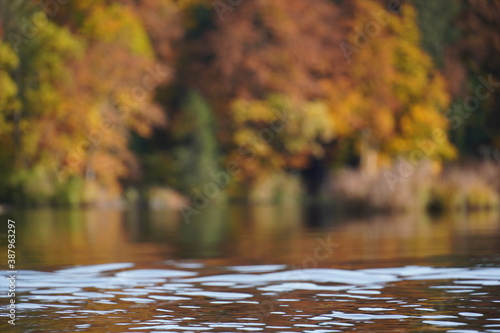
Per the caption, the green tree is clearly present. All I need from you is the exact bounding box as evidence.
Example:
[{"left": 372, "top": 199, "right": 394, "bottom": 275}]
[
  {"left": 451, "top": 0, "right": 500, "bottom": 154},
  {"left": 412, "top": 0, "right": 461, "bottom": 68},
  {"left": 167, "top": 91, "right": 223, "bottom": 199}
]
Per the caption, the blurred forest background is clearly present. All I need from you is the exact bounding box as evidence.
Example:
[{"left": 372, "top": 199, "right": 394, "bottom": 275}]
[{"left": 0, "top": 0, "right": 499, "bottom": 214}]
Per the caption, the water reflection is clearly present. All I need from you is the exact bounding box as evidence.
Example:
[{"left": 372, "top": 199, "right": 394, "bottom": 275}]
[{"left": 3, "top": 205, "right": 500, "bottom": 269}]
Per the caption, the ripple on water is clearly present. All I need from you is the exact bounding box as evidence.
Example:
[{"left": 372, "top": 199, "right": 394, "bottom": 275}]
[
  {"left": 421, "top": 315, "right": 458, "bottom": 320},
  {"left": 23, "top": 295, "right": 87, "bottom": 302},
  {"left": 360, "top": 266, "right": 465, "bottom": 277},
  {"left": 455, "top": 280, "right": 500, "bottom": 286},
  {"left": 116, "top": 269, "right": 198, "bottom": 279},
  {"left": 119, "top": 297, "right": 156, "bottom": 303},
  {"left": 422, "top": 320, "right": 467, "bottom": 327},
  {"left": 30, "top": 287, "right": 82, "bottom": 294},
  {"left": 130, "top": 324, "right": 212, "bottom": 330},
  {"left": 176, "top": 291, "right": 253, "bottom": 299},
  {"left": 3, "top": 264, "right": 500, "bottom": 332},
  {"left": 258, "top": 282, "right": 351, "bottom": 292},
  {"left": 226, "top": 264, "right": 287, "bottom": 273},
  {"left": 158, "top": 283, "right": 195, "bottom": 290},
  {"left": 148, "top": 295, "right": 190, "bottom": 301},
  {"left": 167, "top": 261, "right": 205, "bottom": 269},
  {"left": 55, "top": 262, "right": 134, "bottom": 274},
  {"left": 459, "top": 312, "right": 484, "bottom": 317},
  {"left": 328, "top": 310, "right": 411, "bottom": 321},
  {"left": 72, "top": 292, "right": 114, "bottom": 299},
  {"left": 178, "top": 268, "right": 398, "bottom": 287},
  {"left": 348, "top": 289, "right": 381, "bottom": 295}
]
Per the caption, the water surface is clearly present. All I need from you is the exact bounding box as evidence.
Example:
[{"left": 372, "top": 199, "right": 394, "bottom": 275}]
[{"left": 0, "top": 205, "right": 499, "bottom": 332}]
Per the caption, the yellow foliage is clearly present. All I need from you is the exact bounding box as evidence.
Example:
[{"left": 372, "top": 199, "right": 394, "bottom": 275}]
[
  {"left": 81, "top": 3, "right": 153, "bottom": 57},
  {"left": 0, "top": 42, "right": 19, "bottom": 115},
  {"left": 229, "top": 94, "right": 335, "bottom": 181},
  {"left": 327, "top": 0, "right": 456, "bottom": 168}
]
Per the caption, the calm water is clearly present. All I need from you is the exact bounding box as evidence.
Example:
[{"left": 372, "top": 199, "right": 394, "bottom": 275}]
[{"left": 0, "top": 205, "right": 499, "bottom": 332}]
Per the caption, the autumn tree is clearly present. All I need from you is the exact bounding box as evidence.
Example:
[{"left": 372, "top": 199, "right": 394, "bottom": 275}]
[
  {"left": 0, "top": 1, "right": 83, "bottom": 204},
  {"left": 175, "top": 0, "right": 348, "bottom": 186},
  {"left": 0, "top": 0, "right": 168, "bottom": 205},
  {"left": 328, "top": 0, "right": 456, "bottom": 175},
  {"left": 451, "top": 0, "right": 500, "bottom": 154}
]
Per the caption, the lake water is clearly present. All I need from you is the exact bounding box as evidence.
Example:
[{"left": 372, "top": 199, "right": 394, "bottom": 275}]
[{"left": 1, "top": 205, "right": 499, "bottom": 332}]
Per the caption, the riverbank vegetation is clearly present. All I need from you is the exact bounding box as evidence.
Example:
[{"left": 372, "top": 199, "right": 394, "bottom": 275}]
[{"left": 0, "top": 0, "right": 499, "bottom": 214}]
